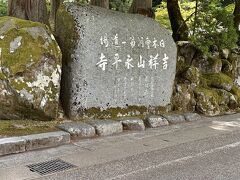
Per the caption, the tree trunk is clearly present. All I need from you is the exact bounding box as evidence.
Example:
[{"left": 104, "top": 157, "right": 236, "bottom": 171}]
[
  {"left": 234, "top": 0, "right": 240, "bottom": 42},
  {"left": 193, "top": 0, "right": 199, "bottom": 36},
  {"left": 167, "top": 0, "right": 188, "bottom": 41},
  {"left": 49, "top": 0, "right": 62, "bottom": 32},
  {"left": 8, "top": 0, "right": 26, "bottom": 19},
  {"left": 129, "top": 0, "right": 152, "bottom": 13},
  {"left": 8, "top": 0, "right": 48, "bottom": 24},
  {"left": 129, "top": 0, "right": 154, "bottom": 18},
  {"left": 90, "top": 0, "right": 109, "bottom": 9}
]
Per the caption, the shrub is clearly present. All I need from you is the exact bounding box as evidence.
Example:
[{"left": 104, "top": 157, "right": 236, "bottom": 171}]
[
  {"left": 189, "top": 1, "right": 238, "bottom": 54},
  {"left": 0, "top": 0, "right": 7, "bottom": 17}
]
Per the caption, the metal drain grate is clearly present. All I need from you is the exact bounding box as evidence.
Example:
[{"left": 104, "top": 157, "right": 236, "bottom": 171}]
[{"left": 27, "top": 159, "right": 77, "bottom": 175}]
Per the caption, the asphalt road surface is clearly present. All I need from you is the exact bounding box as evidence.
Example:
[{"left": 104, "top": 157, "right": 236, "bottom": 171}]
[{"left": 1, "top": 113, "right": 240, "bottom": 180}]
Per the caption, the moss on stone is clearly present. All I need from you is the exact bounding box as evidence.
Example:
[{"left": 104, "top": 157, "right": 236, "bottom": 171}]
[
  {"left": 79, "top": 105, "right": 169, "bottom": 120},
  {"left": 202, "top": 73, "right": 233, "bottom": 91},
  {"left": 172, "top": 83, "right": 196, "bottom": 112},
  {"left": 194, "top": 87, "right": 221, "bottom": 116},
  {"left": 0, "top": 17, "right": 61, "bottom": 75},
  {"left": 0, "top": 16, "right": 40, "bottom": 29},
  {"left": 183, "top": 66, "right": 201, "bottom": 85},
  {"left": 0, "top": 72, "right": 6, "bottom": 80},
  {"left": 231, "top": 85, "right": 240, "bottom": 97},
  {"left": 207, "top": 57, "right": 222, "bottom": 71},
  {"left": 0, "top": 16, "right": 62, "bottom": 120},
  {"left": 194, "top": 87, "right": 220, "bottom": 103},
  {"left": 56, "top": 5, "right": 79, "bottom": 63},
  {"left": 0, "top": 119, "right": 60, "bottom": 137}
]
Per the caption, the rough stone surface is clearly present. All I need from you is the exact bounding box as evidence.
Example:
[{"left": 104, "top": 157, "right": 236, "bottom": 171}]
[
  {"left": 120, "top": 118, "right": 145, "bottom": 131},
  {"left": 171, "top": 84, "right": 196, "bottom": 112},
  {"left": 192, "top": 57, "right": 222, "bottom": 74},
  {"left": 177, "top": 41, "right": 197, "bottom": 65},
  {"left": 163, "top": 114, "right": 186, "bottom": 124},
  {"left": 184, "top": 113, "right": 201, "bottom": 122},
  {"left": 58, "top": 122, "right": 95, "bottom": 138},
  {"left": 23, "top": 131, "right": 70, "bottom": 151},
  {"left": 233, "top": 53, "right": 240, "bottom": 86},
  {"left": 56, "top": 4, "right": 177, "bottom": 119},
  {"left": 86, "top": 120, "right": 123, "bottom": 136},
  {"left": 144, "top": 116, "right": 169, "bottom": 128},
  {"left": 0, "top": 137, "right": 26, "bottom": 156},
  {"left": 182, "top": 66, "right": 201, "bottom": 86},
  {"left": 0, "top": 17, "right": 62, "bottom": 120},
  {"left": 194, "top": 87, "right": 221, "bottom": 116},
  {"left": 203, "top": 73, "right": 233, "bottom": 92}
]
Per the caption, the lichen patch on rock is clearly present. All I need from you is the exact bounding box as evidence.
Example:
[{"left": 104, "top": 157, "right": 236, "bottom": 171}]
[{"left": 0, "top": 16, "right": 62, "bottom": 120}]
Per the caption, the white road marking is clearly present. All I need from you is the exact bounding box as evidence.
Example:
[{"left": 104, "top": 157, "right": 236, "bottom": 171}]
[{"left": 107, "top": 141, "right": 240, "bottom": 180}]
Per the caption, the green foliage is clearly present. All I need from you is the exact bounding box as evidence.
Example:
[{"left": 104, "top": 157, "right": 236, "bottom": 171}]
[
  {"left": 0, "top": 0, "right": 7, "bottom": 17},
  {"left": 110, "top": 0, "right": 132, "bottom": 12},
  {"left": 189, "top": 1, "right": 238, "bottom": 54},
  {"left": 155, "top": 1, "right": 195, "bottom": 30},
  {"left": 225, "top": 3, "right": 235, "bottom": 13},
  {"left": 155, "top": 2, "right": 171, "bottom": 29},
  {"left": 155, "top": 1, "right": 238, "bottom": 54}
]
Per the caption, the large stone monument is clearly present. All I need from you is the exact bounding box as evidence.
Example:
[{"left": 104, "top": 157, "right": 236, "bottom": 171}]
[{"left": 57, "top": 4, "right": 177, "bottom": 119}]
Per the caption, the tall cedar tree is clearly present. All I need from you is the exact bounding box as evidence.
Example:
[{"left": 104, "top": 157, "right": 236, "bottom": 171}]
[
  {"left": 129, "top": 0, "right": 154, "bottom": 18},
  {"left": 90, "top": 0, "right": 109, "bottom": 8},
  {"left": 167, "top": 0, "right": 188, "bottom": 41},
  {"left": 8, "top": 0, "right": 48, "bottom": 24}
]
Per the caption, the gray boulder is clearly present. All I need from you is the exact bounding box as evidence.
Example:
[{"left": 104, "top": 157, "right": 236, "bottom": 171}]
[{"left": 0, "top": 17, "right": 62, "bottom": 120}]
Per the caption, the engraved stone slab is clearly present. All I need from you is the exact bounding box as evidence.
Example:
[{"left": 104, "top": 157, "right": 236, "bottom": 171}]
[{"left": 57, "top": 4, "right": 177, "bottom": 118}]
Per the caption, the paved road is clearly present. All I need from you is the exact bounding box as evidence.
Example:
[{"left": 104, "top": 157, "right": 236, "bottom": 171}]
[{"left": 1, "top": 114, "right": 240, "bottom": 180}]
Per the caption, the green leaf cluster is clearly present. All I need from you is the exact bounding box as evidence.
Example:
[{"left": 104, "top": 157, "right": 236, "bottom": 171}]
[
  {"left": 189, "top": 0, "right": 238, "bottom": 54},
  {"left": 0, "top": 0, "right": 7, "bottom": 17}
]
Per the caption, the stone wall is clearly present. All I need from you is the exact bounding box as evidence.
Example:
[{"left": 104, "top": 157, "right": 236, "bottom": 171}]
[{"left": 173, "top": 42, "right": 240, "bottom": 116}]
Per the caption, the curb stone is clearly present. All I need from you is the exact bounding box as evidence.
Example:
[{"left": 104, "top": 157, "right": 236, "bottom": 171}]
[
  {"left": 163, "top": 114, "right": 186, "bottom": 124},
  {"left": 0, "top": 113, "right": 202, "bottom": 156},
  {"left": 0, "top": 137, "right": 26, "bottom": 156},
  {"left": 23, "top": 131, "right": 70, "bottom": 151},
  {"left": 58, "top": 122, "right": 96, "bottom": 138},
  {"left": 86, "top": 119, "right": 123, "bottom": 136},
  {"left": 184, "top": 113, "right": 201, "bottom": 122},
  {"left": 144, "top": 116, "right": 169, "bottom": 128},
  {"left": 120, "top": 118, "right": 145, "bottom": 131},
  {"left": 0, "top": 131, "right": 70, "bottom": 156}
]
